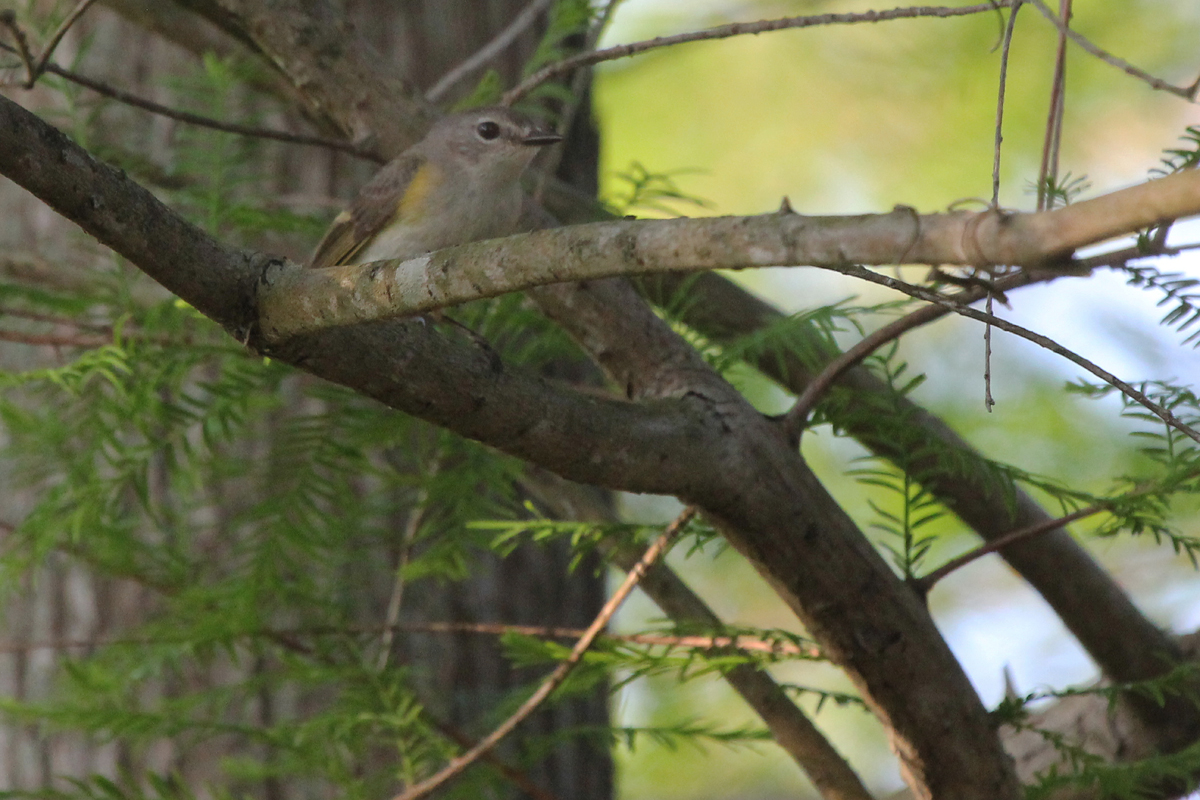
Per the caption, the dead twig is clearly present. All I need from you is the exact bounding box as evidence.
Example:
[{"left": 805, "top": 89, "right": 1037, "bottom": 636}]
[
  {"left": 1036, "top": 0, "right": 1070, "bottom": 211},
  {"left": 503, "top": 1, "right": 1015, "bottom": 104},
  {"left": 0, "top": 10, "right": 37, "bottom": 87},
  {"left": 0, "top": 41, "right": 379, "bottom": 161},
  {"left": 376, "top": 452, "right": 442, "bottom": 671},
  {"left": 992, "top": 1, "right": 1022, "bottom": 208},
  {"left": 389, "top": 506, "right": 696, "bottom": 800},
  {"left": 784, "top": 270, "right": 1034, "bottom": 438},
  {"left": 0, "top": 329, "right": 110, "bottom": 348},
  {"left": 796, "top": 264, "right": 1200, "bottom": 445},
  {"left": 916, "top": 504, "right": 1105, "bottom": 592},
  {"left": 2, "top": 0, "right": 101, "bottom": 88},
  {"left": 1026, "top": 0, "right": 1198, "bottom": 100},
  {"left": 425, "top": 0, "right": 555, "bottom": 102},
  {"left": 0, "top": 617, "right": 821, "bottom": 658},
  {"left": 31, "top": 0, "right": 99, "bottom": 82}
]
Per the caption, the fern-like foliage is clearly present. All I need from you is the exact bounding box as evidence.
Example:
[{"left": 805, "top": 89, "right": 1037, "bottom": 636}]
[
  {"left": 1118, "top": 264, "right": 1200, "bottom": 347},
  {"left": 605, "top": 161, "right": 714, "bottom": 216},
  {"left": 843, "top": 345, "right": 951, "bottom": 580},
  {"left": 1063, "top": 379, "right": 1200, "bottom": 564},
  {"left": 1152, "top": 124, "right": 1200, "bottom": 177},
  {"left": 1026, "top": 171, "right": 1091, "bottom": 209}
]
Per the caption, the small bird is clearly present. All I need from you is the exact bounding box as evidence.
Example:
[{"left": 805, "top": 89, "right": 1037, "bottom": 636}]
[{"left": 308, "top": 106, "right": 562, "bottom": 270}]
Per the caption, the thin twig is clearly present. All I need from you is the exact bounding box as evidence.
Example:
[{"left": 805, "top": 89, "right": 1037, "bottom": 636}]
[
  {"left": 785, "top": 303, "right": 948, "bottom": 436},
  {"left": 1036, "top": 0, "right": 1070, "bottom": 211},
  {"left": 502, "top": 1, "right": 1015, "bottom": 104},
  {"left": 425, "top": 0, "right": 555, "bottom": 102},
  {"left": 811, "top": 264, "right": 1200, "bottom": 445},
  {"left": 591, "top": 0, "right": 627, "bottom": 44},
  {"left": 784, "top": 270, "right": 1036, "bottom": 436},
  {"left": 0, "top": 42, "right": 379, "bottom": 161},
  {"left": 0, "top": 306, "right": 110, "bottom": 330},
  {"left": 983, "top": 292, "right": 995, "bottom": 411},
  {"left": 1076, "top": 240, "right": 1200, "bottom": 271},
  {"left": 0, "top": 329, "right": 110, "bottom": 348},
  {"left": 426, "top": 714, "right": 562, "bottom": 800},
  {"left": 31, "top": 0, "right": 98, "bottom": 80},
  {"left": 1048, "top": 0, "right": 1071, "bottom": 189},
  {"left": 376, "top": 455, "right": 441, "bottom": 671},
  {"left": 0, "top": 618, "right": 820, "bottom": 658},
  {"left": 992, "top": 1, "right": 1021, "bottom": 208},
  {"left": 1026, "top": 0, "right": 1198, "bottom": 100},
  {"left": 529, "top": 0, "right": 625, "bottom": 194},
  {"left": 0, "top": 10, "right": 36, "bottom": 87},
  {"left": 390, "top": 506, "right": 696, "bottom": 800},
  {"left": 375, "top": 621, "right": 821, "bottom": 656},
  {"left": 403, "top": 621, "right": 820, "bottom": 656},
  {"left": 917, "top": 503, "right": 1104, "bottom": 592}
]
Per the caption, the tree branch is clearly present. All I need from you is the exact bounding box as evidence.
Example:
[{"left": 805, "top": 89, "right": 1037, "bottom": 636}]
[
  {"left": 32, "top": 0, "right": 100, "bottom": 81},
  {"left": 1026, "top": 0, "right": 1199, "bottom": 99},
  {"left": 169, "top": 0, "right": 434, "bottom": 156},
  {"left": 424, "top": 0, "right": 554, "bottom": 102},
  {"left": 518, "top": 277, "right": 1019, "bottom": 798},
  {"left": 0, "top": 41, "right": 379, "bottom": 161},
  {"left": 780, "top": 275, "right": 1009, "bottom": 435},
  {"left": 503, "top": 1, "right": 1015, "bottom": 104},
  {"left": 917, "top": 503, "right": 1104, "bottom": 592},
  {"left": 0, "top": 621, "right": 821, "bottom": 659},
  {"left": 0, "top": 92, "right": 719, "bottom": 496},
  {"left": 258, "top": 169, "right": 1200, "bottom": 341}
]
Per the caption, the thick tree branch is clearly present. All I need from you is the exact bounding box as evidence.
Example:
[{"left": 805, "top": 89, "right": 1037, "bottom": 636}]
[
  {"left": 0, "top": 92, "right": 715, "bottom": 496},
  {"left": 256, "top": 171, "right": 1200, "bottom": 340},
  {"left": 0, "top": 94, "right": 259, "bottom": 330}
]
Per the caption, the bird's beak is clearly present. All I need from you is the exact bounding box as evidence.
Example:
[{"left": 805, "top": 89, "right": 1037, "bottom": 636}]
[{"left": 521, "top": 127, "right": 563, "bottom": 146}]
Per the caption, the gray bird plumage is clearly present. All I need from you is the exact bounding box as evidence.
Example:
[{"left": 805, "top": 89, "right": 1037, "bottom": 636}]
[{"left": 309, "top": 107, "right": 561, "bottom": 270}]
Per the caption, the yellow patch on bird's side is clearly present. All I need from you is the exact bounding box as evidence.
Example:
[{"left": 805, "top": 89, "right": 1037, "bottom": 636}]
[{"left": 397, "top": 162, "right": 441, "bottom": 222}]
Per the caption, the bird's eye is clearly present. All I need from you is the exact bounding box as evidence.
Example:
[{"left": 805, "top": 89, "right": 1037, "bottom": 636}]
[{"left": 476, "top": 121, "right": 501, "bottom": 140}]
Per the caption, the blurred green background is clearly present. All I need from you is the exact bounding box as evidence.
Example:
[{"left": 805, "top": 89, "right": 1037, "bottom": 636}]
[{"left": 589, "top": 1, "right": 1200, "bottom": 796}]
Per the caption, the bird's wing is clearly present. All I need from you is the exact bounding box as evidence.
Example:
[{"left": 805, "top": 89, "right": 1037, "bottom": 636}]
[{"left": 307, "top": 153, "right": 425, "bottom": 269}]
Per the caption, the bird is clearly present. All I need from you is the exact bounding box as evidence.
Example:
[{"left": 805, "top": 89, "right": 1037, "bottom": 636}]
[{"left": 308, "top": 106, "right": 562, "bottom": 270}]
